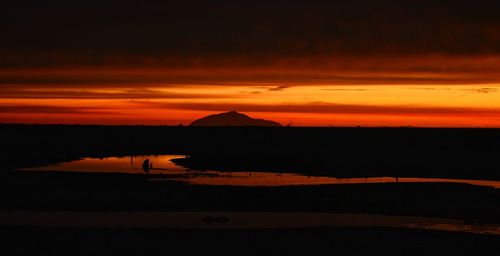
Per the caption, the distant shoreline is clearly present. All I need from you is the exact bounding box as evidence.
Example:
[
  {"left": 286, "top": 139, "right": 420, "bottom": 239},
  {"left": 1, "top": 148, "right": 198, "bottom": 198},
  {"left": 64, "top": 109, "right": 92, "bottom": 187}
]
[{"left": 1, "top": 123, "right": 500, "bottom": 129}]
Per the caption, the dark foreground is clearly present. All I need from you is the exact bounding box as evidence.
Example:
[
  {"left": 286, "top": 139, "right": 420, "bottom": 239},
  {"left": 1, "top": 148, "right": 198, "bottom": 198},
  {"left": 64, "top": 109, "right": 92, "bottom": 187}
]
[
  {"left": 1, "top": 125, "right": 500, "bottom": 254},
  {"left": 2, "top": 124, "right": 500, "bottom": 180},
  {"left": 1, "top": 171, "right": 499, "bottom": 223},
  {"left": 1, "top": 170, "right": 499, "bottom": 254},
  {"left": 3, "top": 226, "right": 499, "bottom": 256}
]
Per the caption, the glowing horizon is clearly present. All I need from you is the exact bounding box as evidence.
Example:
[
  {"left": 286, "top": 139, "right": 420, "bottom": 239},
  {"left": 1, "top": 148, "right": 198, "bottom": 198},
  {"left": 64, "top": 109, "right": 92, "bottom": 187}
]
[
  {"left": 3, "top": 1, "right": 500, "bottom": 127},
  {"left": 1, "top": 66, "right": 500, "bottom": 127}
]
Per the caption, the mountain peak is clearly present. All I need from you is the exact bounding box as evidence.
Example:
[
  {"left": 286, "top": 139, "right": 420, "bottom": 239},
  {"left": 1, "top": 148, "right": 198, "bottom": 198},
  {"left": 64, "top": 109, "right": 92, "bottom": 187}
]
[
  {"left": 226, "top": 110, "right": 245, "bottom": 115},
  {"left": 189, "top": 111, "right": 282, "bottom": 127}
]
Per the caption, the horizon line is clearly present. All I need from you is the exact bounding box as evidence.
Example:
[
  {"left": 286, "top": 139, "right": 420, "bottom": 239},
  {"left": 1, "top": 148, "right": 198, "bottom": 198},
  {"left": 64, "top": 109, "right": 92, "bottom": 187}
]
[{"left": 1, "top": 122, "right": 499, "bottom": 129}]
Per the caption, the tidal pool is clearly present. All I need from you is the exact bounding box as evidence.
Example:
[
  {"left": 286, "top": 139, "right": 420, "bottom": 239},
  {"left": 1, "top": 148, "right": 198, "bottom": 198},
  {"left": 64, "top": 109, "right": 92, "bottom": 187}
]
[{"left": 21, "top": 155, "right": 500, "bottom": 188}]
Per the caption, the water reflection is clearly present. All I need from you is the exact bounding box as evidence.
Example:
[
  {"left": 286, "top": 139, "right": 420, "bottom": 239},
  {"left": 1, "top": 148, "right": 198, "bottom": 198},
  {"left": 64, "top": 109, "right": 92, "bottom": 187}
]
[
  {"left": 21, "top": 155, "right": 500, "bottom": 188},
  {"left": 175, "top": 174, "right": 500, "bottom": 188},
  {"left": 25, "top": 155, "right": 186, "bottom": 173},
  {"left": 0, "top": 211, "right": 498, "bottom": 235}
]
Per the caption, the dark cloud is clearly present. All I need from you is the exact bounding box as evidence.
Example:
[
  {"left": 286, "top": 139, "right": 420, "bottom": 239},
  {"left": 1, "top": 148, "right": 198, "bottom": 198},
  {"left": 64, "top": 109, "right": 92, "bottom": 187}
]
[
  {"left": 0, "top": 88, "right": 239, "bottom": 99},
  {"left": 2, "top": 0, "right": 500, "bottom": 68},
  {"left": 136, "top": 101, "right": 500, "bottom": 116},
  {"left": 321, "top": 88, "right": 374, "bottom": 92},
  {"left": 2, "top": 64, "right": 500, "bottom": 86},
  {"left": 268, "top": 85, "right": 290, "bottom": 91},
  {"left": 406, "top": 87, "right": 499, "bottom": 94},
  {"left": 466, "top": 88, "right": 498, "bottom": 94},
  {"left": 0, "top": 105, "right": 116, "bottom": 115}
]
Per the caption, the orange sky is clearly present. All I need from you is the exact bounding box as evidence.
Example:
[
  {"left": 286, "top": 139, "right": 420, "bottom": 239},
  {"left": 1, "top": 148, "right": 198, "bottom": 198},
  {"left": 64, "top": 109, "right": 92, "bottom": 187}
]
[
  {"left": 1, "top": 56, "right": 500, "bottom": 127},
  {"left": 3, "top": 1, "right": 500, "bottom": 127}
]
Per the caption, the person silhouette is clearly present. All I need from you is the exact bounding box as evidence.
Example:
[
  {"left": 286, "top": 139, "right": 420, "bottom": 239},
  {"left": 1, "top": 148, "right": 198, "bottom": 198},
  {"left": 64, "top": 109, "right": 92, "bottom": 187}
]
[{"left": 142, "top": 159, "right": 150, "bottom": 173}]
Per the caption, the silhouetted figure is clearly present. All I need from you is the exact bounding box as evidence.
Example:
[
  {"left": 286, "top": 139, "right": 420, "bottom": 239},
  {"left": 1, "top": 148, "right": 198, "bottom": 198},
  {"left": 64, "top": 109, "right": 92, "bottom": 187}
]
[
  {"left": 150, "top": 162, "right": 153, "bottom": 170},
  {"left": 142, "top": 159, "right": 150, "bottom": 173}
]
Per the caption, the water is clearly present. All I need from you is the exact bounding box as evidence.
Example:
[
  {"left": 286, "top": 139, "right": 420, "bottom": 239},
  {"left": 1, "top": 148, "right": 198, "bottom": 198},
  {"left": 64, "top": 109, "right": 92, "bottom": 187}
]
[
  {"left": 22, "top": 155, "right": 500, "bottom": 188},
  {"left": 0, "top": 211, "right": 498, "bottom": 235},
  {"left": 17, "top": 155, "right": 500, "bottom": 235},
  {"left": 26, "top": 155, "right": 186, "bottom": 174}
]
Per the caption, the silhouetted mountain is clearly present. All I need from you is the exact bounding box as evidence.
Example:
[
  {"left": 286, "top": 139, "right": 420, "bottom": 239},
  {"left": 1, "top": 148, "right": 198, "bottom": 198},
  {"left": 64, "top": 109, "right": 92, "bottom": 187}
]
[{"left": 190, "top": 111, "right": 282, "bottom": 127}]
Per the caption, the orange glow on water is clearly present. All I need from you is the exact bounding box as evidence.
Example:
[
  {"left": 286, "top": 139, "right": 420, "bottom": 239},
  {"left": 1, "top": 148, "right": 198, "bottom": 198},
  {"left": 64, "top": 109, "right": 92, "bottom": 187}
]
[{"left": 24, "top": 155, "right": 500, "bottom": 189}]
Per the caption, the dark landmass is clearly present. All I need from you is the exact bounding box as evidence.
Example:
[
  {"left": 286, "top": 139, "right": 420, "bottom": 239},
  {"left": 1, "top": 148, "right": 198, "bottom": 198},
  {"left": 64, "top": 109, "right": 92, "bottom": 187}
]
[
  {"left": 190, "top": 111, "right": 282, "bottom": 127},
  {"left": 2, "top": 226, "right": 499, "bottom": 256},
  {"left": 1, "top": 124, "right": 500, "bottom": 252},
  {"left": 2, "top": 124, "right": 500, "bottom": 180}
]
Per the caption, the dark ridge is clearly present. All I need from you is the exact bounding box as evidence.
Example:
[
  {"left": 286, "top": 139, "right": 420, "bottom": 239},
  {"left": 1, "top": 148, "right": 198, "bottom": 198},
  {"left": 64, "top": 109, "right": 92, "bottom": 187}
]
[{"left": 189, "top": 111, "right": 282, "bottom": 127}]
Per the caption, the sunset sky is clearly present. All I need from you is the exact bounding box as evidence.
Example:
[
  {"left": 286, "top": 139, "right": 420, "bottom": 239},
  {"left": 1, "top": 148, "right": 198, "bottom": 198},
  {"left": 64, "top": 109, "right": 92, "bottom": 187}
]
[{"left": 2, "top": 0, "right": 500, "bottom": 127}]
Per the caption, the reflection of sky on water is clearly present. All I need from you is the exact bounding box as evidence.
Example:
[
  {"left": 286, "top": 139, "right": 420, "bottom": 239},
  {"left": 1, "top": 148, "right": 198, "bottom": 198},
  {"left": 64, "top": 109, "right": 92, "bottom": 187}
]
[
  {"left": 25, "top": 155, "right": 186, "bottom": 173},
  {"left": 21, "top": 155, "right": 500, "bottom": 188}
]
